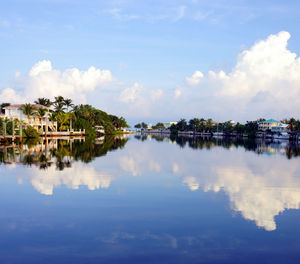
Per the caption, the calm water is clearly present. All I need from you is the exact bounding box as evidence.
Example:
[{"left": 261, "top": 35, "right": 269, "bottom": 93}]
[{"left": 1, "top": 135, "right": 300, "bottom": 263}]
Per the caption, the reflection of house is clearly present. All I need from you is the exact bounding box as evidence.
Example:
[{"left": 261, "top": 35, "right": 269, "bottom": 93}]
[
  {"left": 258, "top": 119, "right": 281, "bottom": 131},
  {"left": 1, "top": 104, "right": 57, "bottom": 133}
]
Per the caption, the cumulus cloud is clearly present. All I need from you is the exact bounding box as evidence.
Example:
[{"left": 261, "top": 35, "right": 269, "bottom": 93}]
[
  {"left": 0, "top": 60, "right": 113, "bottom": 104},
  {"left": 185, "top": 70, "right": 204, "bottom": 85},
  {"left": 119, "top": 82, "right": 143, "bottom": 103},
  {"left": 184, "top": 31, "right": 300, "bottom": 120},
  {"left": 117, "top": 31, "right": 300, "bottom": 121},
  {"left": 2, "top": 31, "right": 299, "bottom": 122},
  {"left": 0, "top": 88, "right": 24, "bottom": 103}
]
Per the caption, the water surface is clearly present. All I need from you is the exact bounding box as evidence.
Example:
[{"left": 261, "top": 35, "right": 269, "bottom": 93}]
[{"left": 1, "top": 135, "right": 300, "bottom": 263}]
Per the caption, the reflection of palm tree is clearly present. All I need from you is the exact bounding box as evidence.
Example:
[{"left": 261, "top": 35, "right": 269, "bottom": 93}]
[
  {"left": 20, "top": 136, "right": 130, "bottom": 171},
  {"left": 51, "top": 142, "right": 73, "bottom": 170},
  {"left": 39, "top": 154, "right": 52, "bottom": 170},
  {"left": 23, "top": 154, "right": 34, "bottom": 166}
]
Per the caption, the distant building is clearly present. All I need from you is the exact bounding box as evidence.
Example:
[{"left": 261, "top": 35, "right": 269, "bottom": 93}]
[
  {"left": 258, "top": 119, "right": 281, "bottom": 131},
  {"left": 0, "top": 104, "right": 57, "bottom": 133}
]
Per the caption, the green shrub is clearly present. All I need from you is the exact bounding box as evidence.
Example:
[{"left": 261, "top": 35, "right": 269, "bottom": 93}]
[{"left": 24, "top": 126, "right": 40, "bottom": 138}]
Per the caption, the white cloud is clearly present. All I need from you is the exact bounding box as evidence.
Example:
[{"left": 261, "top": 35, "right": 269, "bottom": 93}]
[
  {"left": 0, "top": 60, "right": 113, "bottom": 104},
  {"left": 183, "top": 31, "right": 300, "bottom": 120},
  {"left": 185, "top": 70, "right": 204, "bottom": 85},
  {"left": 0, "top": 88, "right": 23, "bottom": 104},
  {"left": 2, "top": 31, "right": 299, "bottom": 122},
  {"left": 119, "top": 82, "right": 143, "bottom": 103}
]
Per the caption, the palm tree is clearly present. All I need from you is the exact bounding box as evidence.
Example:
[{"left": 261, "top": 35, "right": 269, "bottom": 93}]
[
  {"left": 67, "top": 112, "right": 76, "bottom": 131},
  {"left": 288, "top": 118, "right": 297, "bottom": 131},
  {"left": 207, "top": 118, "right": 213, "bottom": 132},
  {"left": 19, "top": 104, "right": 37, "bottom": 122},
  {"left": 54, "top": 102, "right": 66, "bottom": 113},
  {"left": 64, "top": 98, "right": 73, "bottom": 112},
  {"left": 54, "top": 96, "right": 65, "bottom": 104},
  {"left": 200, "top": 118, "right": 206, "bottom": 132},
  {"left": 53, "top": 96, "right": 66, "bottom": 113},
  {"left": 35, "top": 108, "right": 47, "bottom": 119},
  {"left": 34, "top": 98, "right": 52, "bottom": 107},
  {"left": 56, "top": 112, "right": 69, "bottom": 131}
]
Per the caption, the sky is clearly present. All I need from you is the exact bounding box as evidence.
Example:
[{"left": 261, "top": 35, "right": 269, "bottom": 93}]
[{"left": 1, "top": 0, "right": 300, "bottom": 124}]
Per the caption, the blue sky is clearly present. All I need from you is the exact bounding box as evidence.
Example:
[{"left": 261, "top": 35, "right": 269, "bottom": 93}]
[{"left": 1, "top": 0, "right": 300, "bottom": 123}]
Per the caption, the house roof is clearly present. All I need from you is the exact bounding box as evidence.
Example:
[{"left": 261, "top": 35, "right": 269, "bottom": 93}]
[
  {"left": 3, "top": 104, "right": 49, "bottom": 110},
  {"left": 259, "top": 119, "right": 280, "bottom": 123}
]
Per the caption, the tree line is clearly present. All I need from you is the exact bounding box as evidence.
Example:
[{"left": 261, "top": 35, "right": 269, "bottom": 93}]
[{"left": 134, "top": 117, "right": 300, "bottom": 136}]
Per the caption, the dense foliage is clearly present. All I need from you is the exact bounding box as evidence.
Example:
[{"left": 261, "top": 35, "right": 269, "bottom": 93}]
[{"left": 24, "top": 126, "right": 40, "bottom": 138}]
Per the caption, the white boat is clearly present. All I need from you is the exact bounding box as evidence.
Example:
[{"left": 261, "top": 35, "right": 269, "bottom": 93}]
[{"left": 273, "top": 132, "right": 289, "bottom": 140}]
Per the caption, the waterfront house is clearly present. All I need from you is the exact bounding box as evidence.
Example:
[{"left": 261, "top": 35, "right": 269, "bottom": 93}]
[
  {"left": 258, "top": 119, "right": 281, "bottom": 131},
  {"left": 1, "top": 104, "right": 57, "bottom": 133}
]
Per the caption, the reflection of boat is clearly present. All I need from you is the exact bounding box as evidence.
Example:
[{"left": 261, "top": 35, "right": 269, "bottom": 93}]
[
  {"left": 213, "top": 132, "right": 223, "bottom": 137},
  {"left": 273, "top": 132, "right": 290, "bottom": 140}
]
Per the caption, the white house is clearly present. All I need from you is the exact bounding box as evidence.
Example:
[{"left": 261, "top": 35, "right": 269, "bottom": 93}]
[{"left": 1, "top": 104, "right": 57, "bottom": 133}]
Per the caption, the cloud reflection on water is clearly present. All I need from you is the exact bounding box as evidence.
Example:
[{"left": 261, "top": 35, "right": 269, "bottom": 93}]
[
  {"left": 3, "top": 135, "right": 300, "bottom": 231},
  {"left": 130, "top": 136, "right": 300, "bottom": 231},
  {"left": 28, "top": 164, "right": 113, "bottom": 195}
]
